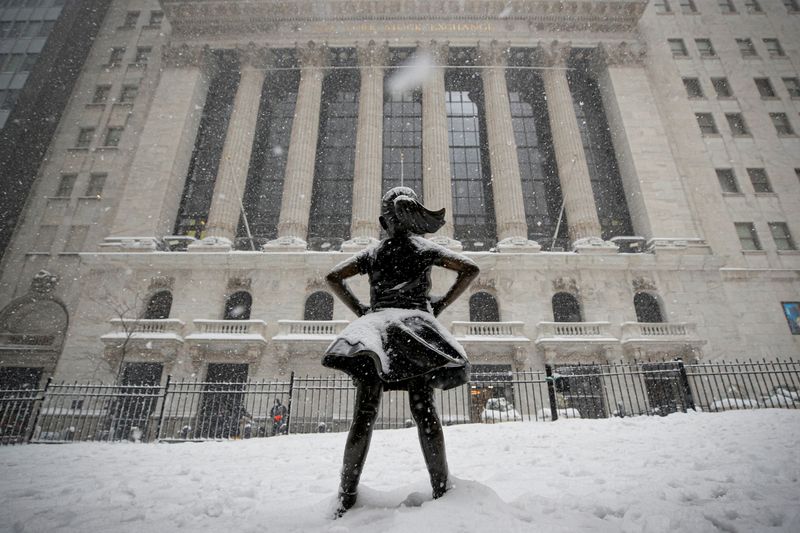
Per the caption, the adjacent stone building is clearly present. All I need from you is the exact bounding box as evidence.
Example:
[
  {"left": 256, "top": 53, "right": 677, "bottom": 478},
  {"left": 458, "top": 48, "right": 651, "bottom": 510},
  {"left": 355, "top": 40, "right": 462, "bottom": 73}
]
[{"left": 0, "top": 0, "right": 798, "bottom": 397}]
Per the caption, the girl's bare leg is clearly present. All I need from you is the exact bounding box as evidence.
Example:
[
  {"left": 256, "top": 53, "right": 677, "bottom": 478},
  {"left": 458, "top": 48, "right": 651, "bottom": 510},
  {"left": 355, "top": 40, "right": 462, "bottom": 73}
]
[
  {"left": 337, "top": 379, "right": 383, "bottom": 514},
  {"left": 408, "top": 379, "right": 449, "bottom": 498}
]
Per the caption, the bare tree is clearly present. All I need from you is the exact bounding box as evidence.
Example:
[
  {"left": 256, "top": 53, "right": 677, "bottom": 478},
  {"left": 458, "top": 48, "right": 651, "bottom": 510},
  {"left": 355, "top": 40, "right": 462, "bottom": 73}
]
[{"left": 91, "top": 288, "right": 145, "bottom": 383}]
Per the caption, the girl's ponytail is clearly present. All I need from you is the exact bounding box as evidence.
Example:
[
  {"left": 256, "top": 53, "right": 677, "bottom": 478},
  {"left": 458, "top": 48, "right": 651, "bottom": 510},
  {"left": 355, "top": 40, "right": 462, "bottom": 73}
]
[{"left": 394, "top": 195, "right": 445, "bottom": 235}]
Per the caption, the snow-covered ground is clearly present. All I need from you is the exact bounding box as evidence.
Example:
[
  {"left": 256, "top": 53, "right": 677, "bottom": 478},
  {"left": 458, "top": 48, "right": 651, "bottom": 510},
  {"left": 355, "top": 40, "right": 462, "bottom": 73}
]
[{"left": 2, "top": 410, "right": 799, "bottom": 532}]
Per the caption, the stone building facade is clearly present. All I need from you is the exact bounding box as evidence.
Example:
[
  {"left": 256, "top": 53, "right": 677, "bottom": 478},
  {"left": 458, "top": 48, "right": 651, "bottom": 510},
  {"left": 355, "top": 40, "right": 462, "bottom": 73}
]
[{"left": 0, "top": 0, "right": 798, "bottom": 392}]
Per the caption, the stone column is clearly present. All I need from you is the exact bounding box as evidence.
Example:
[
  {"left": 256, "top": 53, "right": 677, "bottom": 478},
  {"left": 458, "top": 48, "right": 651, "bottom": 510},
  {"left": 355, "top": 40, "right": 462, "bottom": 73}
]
[
  {"left": 107, "top": 45, "right": 213, "bottom": 250},
  {"left": 343, "top": 41, "right": 388, "bottom": 251},
  {"left": 264, "top": 42, "right": 327, "bottom": 252},
  {"left": 478, "top": 41, "right": 540, "bottom": 253},
  {"left": 592, "top": 43, "right": 706, "bottom": 254},
  {"left": 421, "top": 41, "right": 460, "bottom": 249},
  {"left": 192, "top": 46, "right": 270, "bottom": 252},
  {"left": 537, "top": 41, "right": 615, "bottom": 253}
]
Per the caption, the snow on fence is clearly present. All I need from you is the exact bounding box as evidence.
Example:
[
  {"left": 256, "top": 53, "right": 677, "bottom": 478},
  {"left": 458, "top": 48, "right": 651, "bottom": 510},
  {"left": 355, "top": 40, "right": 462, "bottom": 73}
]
[{"left": 1, "top": 359, "right": 797, "bottom": 445}]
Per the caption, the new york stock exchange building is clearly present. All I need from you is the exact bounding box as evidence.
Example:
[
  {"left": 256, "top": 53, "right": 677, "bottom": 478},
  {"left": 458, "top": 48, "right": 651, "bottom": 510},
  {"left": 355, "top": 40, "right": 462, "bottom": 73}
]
[{"left": 0, "top": 0, "right": 798, "bottom": 427}]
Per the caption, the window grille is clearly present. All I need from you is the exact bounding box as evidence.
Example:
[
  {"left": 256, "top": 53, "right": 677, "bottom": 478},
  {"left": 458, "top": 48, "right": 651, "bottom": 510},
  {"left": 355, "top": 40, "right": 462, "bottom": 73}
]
[
  {"left": 747, "top": 168, "right": 772, "bottom": 192},
  {"left": 769, "top": 223, "right": 796, "bottom": 250},
  {"left": 695, "top": 113, "right": 718, "bottom": 135},
  {"left": 735, "top": 222, "right": 761, "bottom": 250},
  {"left": 715, "top": 169, "right": 739, "bottom": 193}
]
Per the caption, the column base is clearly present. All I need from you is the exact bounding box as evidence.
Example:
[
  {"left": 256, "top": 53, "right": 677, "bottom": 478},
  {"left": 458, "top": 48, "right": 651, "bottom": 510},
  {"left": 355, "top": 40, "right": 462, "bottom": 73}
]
[
  {"left": 428, "top": 235, "right": 463, "bottom": 251},
  {"left": 100, "top": 236, "right": 161, "bottom": 252},
  {"left": 496, "top": 237, "right": 542, "bottom": 253},
  {"left": 262, "top": 236, "right": 308, "bottom": 252},
  {"left": 341, "top": 237, "right": 379, "bottom": 252},
  {"left": 187, "top": 236, "right": 233, "bottom": 252},
  {"left": 572, "top": 237, "right": 619, "bottom": 254},
  {"left": 647, "top": 238, "right": 710, "bottom": 255}
]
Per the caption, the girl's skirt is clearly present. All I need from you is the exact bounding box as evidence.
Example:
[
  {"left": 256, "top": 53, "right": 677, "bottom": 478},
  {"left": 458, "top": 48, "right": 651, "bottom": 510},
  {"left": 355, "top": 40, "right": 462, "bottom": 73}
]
[{"left": 322, "top": 308, "right": 470, "bottom": 391}]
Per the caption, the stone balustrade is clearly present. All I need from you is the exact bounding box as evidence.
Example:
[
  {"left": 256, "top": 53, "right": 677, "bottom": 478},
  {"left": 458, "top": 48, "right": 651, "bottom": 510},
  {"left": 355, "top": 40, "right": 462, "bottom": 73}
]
[
  {"left": 620, "top": 321, "right": 705, "bottom": 352},
  {"left": 191, "top": 319, "right": 267, "bottom": 337},
  {"left": 181, "top": 320, "right": 268, "bottom": 355},
  {"left": 536, "top": 321, "right": 616, "bottom": 340},
  {"left": 623, "top": 322, "right": 693, "bottom": 338},
  {"left": 100, "top": 318, "right": 185, "bottom": 345},
  {"left": 451, "top": 321, "right": 527, "bottom": 340},
  {"left": 273, "top": 320, "right": 349, "bottom": 340}
]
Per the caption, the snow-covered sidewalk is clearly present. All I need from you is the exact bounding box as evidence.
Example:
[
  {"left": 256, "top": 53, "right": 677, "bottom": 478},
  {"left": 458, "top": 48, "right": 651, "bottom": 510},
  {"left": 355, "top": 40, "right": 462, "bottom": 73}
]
[{"left": 2, "top": 410, "right": 799, "bottom": 532}]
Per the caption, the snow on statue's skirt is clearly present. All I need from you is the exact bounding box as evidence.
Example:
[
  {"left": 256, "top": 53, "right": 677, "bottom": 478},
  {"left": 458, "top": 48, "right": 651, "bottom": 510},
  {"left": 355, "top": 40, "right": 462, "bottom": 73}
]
[{"left": 322, "top": 308, "right": 470, "bottom": 391}]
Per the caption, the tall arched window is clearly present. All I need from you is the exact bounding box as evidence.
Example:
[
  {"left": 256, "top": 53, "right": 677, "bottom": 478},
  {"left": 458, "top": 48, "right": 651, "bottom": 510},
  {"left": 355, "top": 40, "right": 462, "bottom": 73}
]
[
  {"left": 143, "top": 290, "right": 172, "bottom": 320},
  {"left": 304, "top": 291, "right": 334, "bottom": 321},
  {"left": 224, "top": 291, "right": 252, "bottom": 320},
  {"left": 634, "top": 292, "right": 664, "bottom": 323},
  {"left": 552, "top": 292, "right": 582, "bottom": 322},
  {"left": 469, "top": 292, "right": 500, "bottom": 322}
]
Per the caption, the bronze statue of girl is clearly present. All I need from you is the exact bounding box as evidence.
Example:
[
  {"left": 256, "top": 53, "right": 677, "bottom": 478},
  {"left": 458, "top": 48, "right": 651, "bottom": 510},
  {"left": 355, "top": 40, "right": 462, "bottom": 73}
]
[{"left": 324, "top": 186, "right": 479, "bottom": 516}]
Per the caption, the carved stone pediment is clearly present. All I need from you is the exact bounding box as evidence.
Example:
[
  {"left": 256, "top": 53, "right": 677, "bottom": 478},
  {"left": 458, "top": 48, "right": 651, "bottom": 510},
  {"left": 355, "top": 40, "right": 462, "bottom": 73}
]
[
  {"left": 227, "top": 277, "right": 252, "bottom": 292},
  {"left": 632, "top": 276, "right": 657, "bottom": 292},
  {"left": 552, "top": 277, "right": 578, "bottom": 294},
  {"left": 149, "top": 276, "right": 174, "bottom": 291},
  {"left": 472, "top": 277, "right": 497, "bottom": 293},
  {"left": 306, "top": 277, "right": 328, "bottom": 292},
  {"left": 30, "top": 270, "right": 58, "bottom": 294}
]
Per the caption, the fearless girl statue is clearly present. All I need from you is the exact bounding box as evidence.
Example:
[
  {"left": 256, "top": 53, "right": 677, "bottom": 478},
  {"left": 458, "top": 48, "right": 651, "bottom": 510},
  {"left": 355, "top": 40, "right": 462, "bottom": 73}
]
[{"left": 324, "top": 187, "right": 479, "bottom": 516}]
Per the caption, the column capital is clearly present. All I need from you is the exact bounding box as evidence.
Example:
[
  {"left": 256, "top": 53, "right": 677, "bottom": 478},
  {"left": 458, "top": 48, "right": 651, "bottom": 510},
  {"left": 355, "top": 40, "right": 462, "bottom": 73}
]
[
  {"left": 535, "top": 40, "right": 572, "bottom": 68},
  {"left": 296, "top": 40, "right": 329, "bottom": 68},
  {"left": 162, "top": 43, "right": 213, "bottom": 70},
  {"left": 594, "top": 41, "right": 647, "bottom": 68},
  {"left": 417, "top": 39, "right": 449, "bottom": 65},
  {"left": 236, "top": 42, "right": 274, "bottom": 69},
  {"left": 357, "top": 40, "right": 389, "bottom": 68},
  {"left": 477, "top": 40, "right": 510, "bottom": 67}
]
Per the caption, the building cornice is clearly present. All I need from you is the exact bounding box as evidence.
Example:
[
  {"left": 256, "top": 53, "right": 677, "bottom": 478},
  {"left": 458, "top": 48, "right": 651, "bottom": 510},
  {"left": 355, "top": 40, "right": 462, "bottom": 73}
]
[{"left": 160, "top": 0, "right": 648, "bottom": 38}]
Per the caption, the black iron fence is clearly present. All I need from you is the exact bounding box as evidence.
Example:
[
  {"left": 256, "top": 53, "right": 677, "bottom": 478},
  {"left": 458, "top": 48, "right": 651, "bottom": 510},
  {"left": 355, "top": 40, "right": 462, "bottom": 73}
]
[{"left": 1, "top": 359, "right": 797, "bottom": 445}]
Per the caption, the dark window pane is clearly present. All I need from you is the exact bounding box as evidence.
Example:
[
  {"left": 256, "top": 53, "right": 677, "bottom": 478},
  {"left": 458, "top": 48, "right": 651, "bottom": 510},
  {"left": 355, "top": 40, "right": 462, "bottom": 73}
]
[
  {"left": 304, "top": 291, "right": 334, "bottom": 320},
  {"left": 175, "top": 52, "right": 239, "bottom": 239},
  {"left": 469, "top": 292, "right": 500, "bottom": 322},
  {"left": 238, "top": 57, "right": 298, "bottom": 248},
  {"left": 634, "top": 292, "right": 664, "bottom": 322},
  {"left": 308, "top": 56, "right": 359, "bottom": 250},
  {"left": 446, "top": 63, "right": 496, "bottom": 250},
  {"left": 568, "top": 59, "right": 634, "bottom": 240},
  {"left": 382, "top": 65, "right": 422, "bottom": 198},
  {"left": 553, "top": 292, "right": 582, "bottom": 322},
  {"left": 143, "top": 291, "right": 172, "bottom": 319},
  {"left": 224, "top": 291, "right": 252, "bottom": 320}
]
